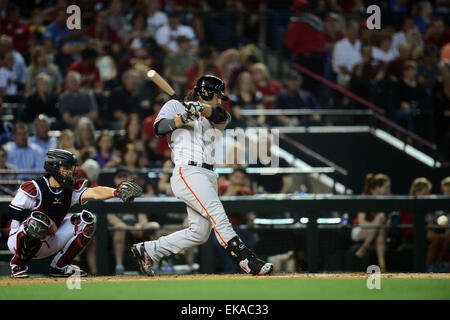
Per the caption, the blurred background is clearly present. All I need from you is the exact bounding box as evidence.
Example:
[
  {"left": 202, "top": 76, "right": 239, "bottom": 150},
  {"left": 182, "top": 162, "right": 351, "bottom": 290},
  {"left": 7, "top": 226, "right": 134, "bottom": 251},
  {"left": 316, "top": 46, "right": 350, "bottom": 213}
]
[{"left": 0, "top": 0, "right": 449, "bottom": 276}]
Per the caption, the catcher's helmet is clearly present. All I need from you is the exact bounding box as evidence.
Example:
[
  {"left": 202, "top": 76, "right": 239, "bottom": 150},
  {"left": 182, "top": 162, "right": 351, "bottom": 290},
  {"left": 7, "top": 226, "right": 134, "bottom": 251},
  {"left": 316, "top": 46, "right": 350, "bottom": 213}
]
[
  {"left": 44, "top": 149, "right": 78, "bottom": 188},
  {"left": 194, "top": 75, "right": 229, "bottom": 101}
]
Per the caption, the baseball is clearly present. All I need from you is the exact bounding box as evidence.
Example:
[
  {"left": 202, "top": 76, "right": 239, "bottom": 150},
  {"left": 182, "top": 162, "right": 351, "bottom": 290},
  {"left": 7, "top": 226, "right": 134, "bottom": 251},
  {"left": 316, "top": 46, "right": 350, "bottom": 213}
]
[{"left": 437, "top": 215, "right": 448, "bottom": 226}]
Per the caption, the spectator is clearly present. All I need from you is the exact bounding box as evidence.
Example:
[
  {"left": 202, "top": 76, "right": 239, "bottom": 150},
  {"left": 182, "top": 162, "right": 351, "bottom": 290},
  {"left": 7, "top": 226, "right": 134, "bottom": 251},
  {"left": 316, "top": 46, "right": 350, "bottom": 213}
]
[
  {"left": 24, "top": 46, "right": 62, "bottom": 96},
  {"left": 55, "top": 29, "right": 89, "bottom": 76},
  {"left": 107, "top": 168, "right": 159, "bottom": 275},
  {"left": 332, "top": 19, "right": 362, "bottom": 88},
  {"left": 386, "top": 42, "right": 412, "bottom": 82},
  {"left": 29, "top": 114, "right": 58, "bottom": 163},
  {"left": 29, "top": 8, "right": 47, "bottom": 46},
  {"left": 4, "top": 122, "right": 44, "bottom": 177},
  {"left": 391, "top": 17, "right": 416, "bottom": 55},
  {"left": 229, "top": 71, "right": 264, "bottom": 127},
  {"left": 67, "top": 47, "right": 102, "bottom": 92},
  {"left": 84, "top": 9, "right": 121, "bottom": 55},
  {"left": 418, "top": 45, "right": 440, "bottom": 96},
  {"left": 215, "top": 166, "right": 259, "bottom": 273},
  {"left": 164, "top": 35, "right": 196, "bottom": 97},
  {"left": 108, "top": 0, "right": 128, "bottom": 40},
  {"left": 0, "top": 35, "right": 26, "bottom": 85},
  {"left": 372, "top": 32, "right": 396, "bottom": 64},
  {"left": 0, "top": 146, "right": 18, "bottom": 196},
  {"left": 424, "top": 19, "right": 449, "bottom": 49},
  {"left": 228, "top": 44, "right": 261, "bottom": 92},
  {"left": 155, "top": 11, "right": 198, "bottom": 54},
  {"left": 95, "top": 129, "right": 120, "bottom": 169},
  {"left": 432, "top": 75, "right": 450, "bottom": 160},
  {"left": 217, "top": 48, "right": 241, "bottom": 87},
  {"left": 284, "top": 0, "right": 325, "bottom": 96},
  {"left": 120, "top": 143, "right": 144, "bottom": 171},
  {"left": 117, "top": 37, "right": 160, "bottom": 79},
  {"left": 43, "top": 7, "right": 69, "bottom": 54},
  {"left": 413, "top": 1, "right": 433, "bottom": 34},
  {"left": 394, "top": 61, "right": 428, "bottom": 133},
  {"left": 441, "top": 43, "right": 450, "bottom": 62},
  {"left": 106, "top": 69, "right": 152, "bottom": 129},
  {"left": 185, "top": 46, "right": 223, "bottom": 91},
  {"left": 146, "top": 0, "right": 168, "bottom": 36},
  {"left": 350, "top": 43, "right": 386, "bottom": 102},
  {"left": 1, "top": 4, "right": 33, "bottom": 56},
  {"left": 352, "top": 173, "right": 391, "bottom": 273},
  {"left": 250, "top": 62, "right": 284, "bottom": 109},
  {"left": 122, "top": 11, "right": 153, "bottom": 49},
  {"left": 157, "top": 159, "right": 175, "bottom": 196},
  {"left": 58, "top": 71, "right": 98, "bottom": 129},
  {"left": 274, "top": 71, "right": 320, "bottom": 126},
  {"left": 23, "top": 73, "right": 59, "bottom": 124},
  {"left": 56, "top": 129, "right": 79, "bottom": 158},
  {"left": 406, "top": 27, "right": 424, "bottom": 60},
  {"left": 0, "top": 51, "right": 19, "bottom": 97},
  {"left": 74, "top": 117, "right": 97, "bottom": 163},
  {"left": 116, "top": 114, "right": 146, "bottom": 165},
  {"left": 400, "top": 177, "right": 433, "bottom": 244}
]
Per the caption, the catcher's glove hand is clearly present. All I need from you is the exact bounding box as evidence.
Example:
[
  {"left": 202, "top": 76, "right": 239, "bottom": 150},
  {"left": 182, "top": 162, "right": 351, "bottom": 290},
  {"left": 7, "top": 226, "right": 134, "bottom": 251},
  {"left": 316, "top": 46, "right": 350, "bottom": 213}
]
[
  {"left": 183, "top": 101, "right": 203, "bottom": 117},
  {"left": 116, "top": 180, "right": 144, "bottom": 204}
]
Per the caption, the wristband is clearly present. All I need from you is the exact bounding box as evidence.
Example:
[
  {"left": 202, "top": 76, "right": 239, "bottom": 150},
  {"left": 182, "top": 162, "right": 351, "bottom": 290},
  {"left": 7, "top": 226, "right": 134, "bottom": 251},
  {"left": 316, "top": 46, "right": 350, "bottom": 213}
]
[{"left": 113, "top": 189, "right": 118, "bottom": 198}]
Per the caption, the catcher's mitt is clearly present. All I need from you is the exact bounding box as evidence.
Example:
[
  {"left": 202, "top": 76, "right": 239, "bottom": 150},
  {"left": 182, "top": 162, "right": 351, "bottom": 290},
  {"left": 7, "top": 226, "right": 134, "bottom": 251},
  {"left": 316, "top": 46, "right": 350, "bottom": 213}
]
[{"left": 116, "top": 180, "right": 143, "bottom": 204}]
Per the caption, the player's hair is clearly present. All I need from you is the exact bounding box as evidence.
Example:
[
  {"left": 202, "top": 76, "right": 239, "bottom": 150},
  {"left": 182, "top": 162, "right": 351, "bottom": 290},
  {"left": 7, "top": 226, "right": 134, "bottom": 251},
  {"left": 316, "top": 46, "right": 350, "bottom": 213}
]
[
  {"left": 184, "top": 90, "right": 200, "bottom": 102},
  {"left": 409, "top": 177, "right": 432, "bottom": 195},
  {"left": 363, "top": 173, "right": 390, "bottom": 194},
  {"left": 441, "top": 177, "right": 450, "bottom": 187}
]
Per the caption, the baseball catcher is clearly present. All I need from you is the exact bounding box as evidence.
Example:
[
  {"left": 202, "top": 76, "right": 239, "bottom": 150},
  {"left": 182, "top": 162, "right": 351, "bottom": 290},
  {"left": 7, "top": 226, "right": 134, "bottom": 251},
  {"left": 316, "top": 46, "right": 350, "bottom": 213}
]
[{"left": 6, "top": 149, "right": 143, "bottom": 278}]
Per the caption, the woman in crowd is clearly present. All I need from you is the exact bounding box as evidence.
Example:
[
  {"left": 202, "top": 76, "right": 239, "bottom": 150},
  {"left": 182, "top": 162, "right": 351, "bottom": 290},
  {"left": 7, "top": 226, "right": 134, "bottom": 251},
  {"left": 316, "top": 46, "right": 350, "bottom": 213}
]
[
  {"left": 74, "top": 117, "right": 97, "bottom": 162},
  {"left": 24, "top": 46, "right": 62, "bottom": 96},
  {"left": 352, "top": 173, "right": 391, "bottom": 272},
  {"left": 95, "top": 129, "right": 120, "bottom": 169},
  {"left": 56, "top": 129, "right": 79, "bottom": 158},
  {"left": 250, "top": 63, "right": 284, "bottom": 110}
]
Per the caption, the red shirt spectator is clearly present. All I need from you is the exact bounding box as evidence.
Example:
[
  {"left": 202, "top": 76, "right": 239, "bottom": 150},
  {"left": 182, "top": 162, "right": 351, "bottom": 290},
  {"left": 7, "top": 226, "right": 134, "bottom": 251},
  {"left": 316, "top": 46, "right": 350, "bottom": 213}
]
[
  {"left": 1, "top": 5, "right": 33, "bottom": 54},
  {"left": 285, "top": 14, "right": 325, "bottom": 56},
  {"left": 68, "top": 60, "right": 101, "bottom": 89},
  {"left": 84, "top": 10, "right": 120, "bottom": 54}
]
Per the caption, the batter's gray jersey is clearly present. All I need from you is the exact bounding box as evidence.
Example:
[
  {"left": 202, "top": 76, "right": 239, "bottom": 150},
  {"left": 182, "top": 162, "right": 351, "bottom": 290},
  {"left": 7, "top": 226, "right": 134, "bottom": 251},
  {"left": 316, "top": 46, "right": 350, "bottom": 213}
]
[{"left": 154, "top": 99, "right": 229, "bottom": 166}]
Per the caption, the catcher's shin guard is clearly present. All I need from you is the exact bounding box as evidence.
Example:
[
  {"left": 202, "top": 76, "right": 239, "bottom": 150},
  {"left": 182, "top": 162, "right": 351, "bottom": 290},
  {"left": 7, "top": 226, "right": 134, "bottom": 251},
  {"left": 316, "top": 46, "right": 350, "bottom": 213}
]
[
  {"left": 10, "top": 230, "right": 42, "bottom": 267},
  {"left": 226, "top": 236, "right": 273, "bottom": 276},
  {"left": 51, "top": 211, "right": 96, "bottom": 269}
]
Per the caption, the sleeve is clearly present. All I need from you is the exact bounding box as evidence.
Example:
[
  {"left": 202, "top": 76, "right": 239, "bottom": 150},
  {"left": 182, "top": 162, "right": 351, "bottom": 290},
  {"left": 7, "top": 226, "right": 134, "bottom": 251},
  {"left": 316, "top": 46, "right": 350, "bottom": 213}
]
[
  {"left": 332, "top": 42, "right": 344, "bottom": 73},
  {"left": 88, "top": 91, "right": 98, "bottom": 112},
  {"left": 10, "top": 181, "right": 40, "bottom": 212},
  {"left": 72, "top": 179, "right": 89, "bottom": 206},
  {"left": 23, "top": 68, "right": 33, "bottom": 86},
  {"left": 154, "top": 100, "right": 183, "bottom": 125},
  {"left": 0, "top": 70, "right": 7, "bottom": 89}
]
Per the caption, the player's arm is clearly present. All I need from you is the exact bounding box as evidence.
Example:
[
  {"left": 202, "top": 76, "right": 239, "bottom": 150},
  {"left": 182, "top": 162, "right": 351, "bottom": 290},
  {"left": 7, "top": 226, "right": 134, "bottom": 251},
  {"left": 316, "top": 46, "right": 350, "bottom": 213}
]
[
  {"left": 203, "top": 105, "right": 231, "bottom": 130},
  {"left": 81, "top": 186, "right": 117, "bottom": 202}
]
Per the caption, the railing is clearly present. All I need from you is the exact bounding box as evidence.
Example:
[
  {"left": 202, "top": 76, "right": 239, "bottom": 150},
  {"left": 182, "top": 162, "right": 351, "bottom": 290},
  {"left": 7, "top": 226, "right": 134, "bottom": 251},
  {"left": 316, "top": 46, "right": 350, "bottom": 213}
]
[{"left": 1, "top": 195, "right": 448, "bottom": 275}]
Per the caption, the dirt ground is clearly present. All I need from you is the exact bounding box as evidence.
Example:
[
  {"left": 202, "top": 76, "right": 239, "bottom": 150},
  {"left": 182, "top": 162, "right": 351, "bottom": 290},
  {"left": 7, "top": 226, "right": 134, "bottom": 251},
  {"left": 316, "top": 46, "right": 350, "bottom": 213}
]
[{"left": 1, "top": 273, "right": 449, "bottom": 286}]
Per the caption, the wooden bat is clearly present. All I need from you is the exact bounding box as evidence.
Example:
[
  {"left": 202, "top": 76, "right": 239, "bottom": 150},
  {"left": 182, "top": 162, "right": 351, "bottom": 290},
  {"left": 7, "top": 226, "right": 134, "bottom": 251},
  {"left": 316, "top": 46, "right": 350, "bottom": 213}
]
[{"left": 146, "top": 69, "right": 212, "bottom": 109}]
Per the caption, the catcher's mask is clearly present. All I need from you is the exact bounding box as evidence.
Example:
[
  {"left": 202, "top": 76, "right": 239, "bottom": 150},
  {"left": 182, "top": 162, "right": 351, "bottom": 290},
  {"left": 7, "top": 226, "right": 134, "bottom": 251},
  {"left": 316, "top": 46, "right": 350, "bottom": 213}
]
[
  {"left": 44, "top": 149, "right": 78, "bottom": 188},
  {"left": 194, "top": 75, "right": 229, "bottom": 102}
]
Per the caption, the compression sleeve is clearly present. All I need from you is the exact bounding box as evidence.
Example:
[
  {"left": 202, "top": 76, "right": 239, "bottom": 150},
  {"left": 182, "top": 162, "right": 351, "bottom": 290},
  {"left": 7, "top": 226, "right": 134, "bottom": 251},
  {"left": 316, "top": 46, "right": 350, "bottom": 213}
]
[
  {"left": 154, "top": 118, "right": 177, "bottom": 137},
  {"left": 7, "top": 206, "right": 31, "bottom": 222}
]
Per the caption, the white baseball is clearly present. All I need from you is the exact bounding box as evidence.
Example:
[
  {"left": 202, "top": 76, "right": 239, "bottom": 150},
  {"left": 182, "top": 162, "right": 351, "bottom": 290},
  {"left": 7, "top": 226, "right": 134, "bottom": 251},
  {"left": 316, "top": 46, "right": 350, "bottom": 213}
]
[{"left": 437, "top": 215, "right": 448, "bottom": 227}]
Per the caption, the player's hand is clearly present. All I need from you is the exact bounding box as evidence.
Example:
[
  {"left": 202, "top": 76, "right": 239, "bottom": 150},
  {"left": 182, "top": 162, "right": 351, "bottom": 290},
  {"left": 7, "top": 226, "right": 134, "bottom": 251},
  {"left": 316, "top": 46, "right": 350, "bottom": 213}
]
[
  {"left": 184, "top": 101, "right": 203, "bottom": 117},
  {"left": 178, "top": 112, "right": 199, "bottom": 124},
  {"left": 116, "top": 180, "right": 144, "bottom": 204}
]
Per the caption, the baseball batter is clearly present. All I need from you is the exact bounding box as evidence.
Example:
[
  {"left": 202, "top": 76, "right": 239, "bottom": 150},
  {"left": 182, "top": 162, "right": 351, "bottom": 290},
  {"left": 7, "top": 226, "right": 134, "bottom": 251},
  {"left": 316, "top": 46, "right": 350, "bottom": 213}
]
[
  {"left": 7, "top": 149, "right": 143, "bottom": 278},
  {"left": 131, "top": 75, "right": 273, "bottom": 276}
]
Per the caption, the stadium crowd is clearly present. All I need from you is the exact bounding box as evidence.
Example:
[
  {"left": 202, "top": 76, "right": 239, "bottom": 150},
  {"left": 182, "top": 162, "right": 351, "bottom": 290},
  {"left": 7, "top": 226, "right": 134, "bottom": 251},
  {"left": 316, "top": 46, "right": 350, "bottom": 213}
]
[{"left": 0, "top": 0, "right": 449, "bottom": 274}]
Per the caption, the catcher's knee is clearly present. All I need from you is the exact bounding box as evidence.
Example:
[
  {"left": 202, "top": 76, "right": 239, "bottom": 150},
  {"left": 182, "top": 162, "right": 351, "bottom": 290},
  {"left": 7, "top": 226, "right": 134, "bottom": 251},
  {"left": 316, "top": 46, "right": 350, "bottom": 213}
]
[
  {"left": 25, "top": 211, "right": 52, "bottom": 240},
  {"left": 71, "top": 210, "right": 97, "bottom": 238}
]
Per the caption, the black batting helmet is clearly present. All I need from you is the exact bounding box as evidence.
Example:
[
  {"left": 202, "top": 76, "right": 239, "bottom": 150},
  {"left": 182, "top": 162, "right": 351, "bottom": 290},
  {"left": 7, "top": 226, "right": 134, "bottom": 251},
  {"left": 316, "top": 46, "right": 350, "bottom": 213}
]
[
  {"left": 44, "top": 149, "right": 78, "bottom": 188},
  {"left": 194, "top": 75, "right": 229, "bottom": 101}
]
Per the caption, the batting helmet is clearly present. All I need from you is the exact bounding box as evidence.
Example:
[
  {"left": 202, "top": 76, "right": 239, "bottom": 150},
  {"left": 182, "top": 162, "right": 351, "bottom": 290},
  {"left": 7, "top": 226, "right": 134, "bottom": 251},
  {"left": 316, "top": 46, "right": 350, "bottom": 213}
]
[
  {"left": 194, "top": 75, "right": 229, "bottom": 101},
  {"left": 44, "top": 149, "right": 78, "bottom": 188}
]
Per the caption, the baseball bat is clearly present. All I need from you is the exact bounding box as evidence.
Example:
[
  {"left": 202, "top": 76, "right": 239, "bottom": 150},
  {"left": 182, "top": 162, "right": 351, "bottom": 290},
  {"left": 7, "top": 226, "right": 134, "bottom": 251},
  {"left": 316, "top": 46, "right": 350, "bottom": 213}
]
[{"left": 146, "top": 69, "right": 212, "bottom": 108}]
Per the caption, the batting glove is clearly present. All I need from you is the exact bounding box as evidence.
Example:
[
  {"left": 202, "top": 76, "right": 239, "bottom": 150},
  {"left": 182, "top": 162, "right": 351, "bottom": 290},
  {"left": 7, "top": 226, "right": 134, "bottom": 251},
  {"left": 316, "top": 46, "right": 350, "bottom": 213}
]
[{"left": 184, "top": 101, "right": 203, "bottom": 116}]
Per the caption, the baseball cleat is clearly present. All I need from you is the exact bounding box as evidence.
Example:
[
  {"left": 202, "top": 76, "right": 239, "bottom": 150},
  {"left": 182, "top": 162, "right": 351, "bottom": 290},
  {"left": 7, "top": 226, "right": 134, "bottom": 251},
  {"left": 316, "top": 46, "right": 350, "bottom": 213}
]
[
  {"left": 49, "top": 265, "right": 87, "bottom": 277},
  {"left": 239, "top": 256, "right": 274, "bottom": 276},
  {"left": 131, "top": 243, "right": 155, "bottom": 276},
  {"left": 11, "top": 265, "right": 29, "bottom": 278}
]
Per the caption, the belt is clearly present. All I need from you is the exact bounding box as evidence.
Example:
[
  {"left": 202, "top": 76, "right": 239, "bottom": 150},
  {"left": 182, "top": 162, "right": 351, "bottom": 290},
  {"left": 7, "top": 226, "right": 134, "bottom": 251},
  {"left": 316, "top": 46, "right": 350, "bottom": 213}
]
[{"left": 188, "top": 161, "right": 214, "bottom": 171}]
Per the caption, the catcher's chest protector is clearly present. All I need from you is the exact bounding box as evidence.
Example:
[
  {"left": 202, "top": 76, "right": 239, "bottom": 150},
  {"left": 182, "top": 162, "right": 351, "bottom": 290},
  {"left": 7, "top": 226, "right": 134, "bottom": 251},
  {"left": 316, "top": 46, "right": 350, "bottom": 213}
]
[{"left": 34, "top": 177, "right": 72, "bottom": 227}]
